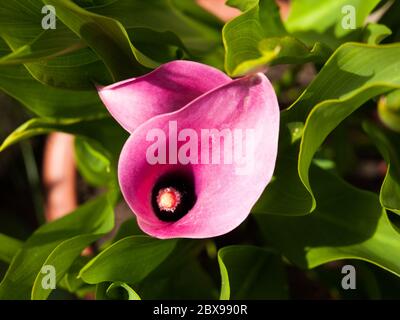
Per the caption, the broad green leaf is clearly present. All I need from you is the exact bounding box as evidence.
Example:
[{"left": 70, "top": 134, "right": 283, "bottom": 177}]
[
  {"left": 0, "top": 0, "right": 223, "bottom": 89},
  {"left": 86, "top": 237, "right": 212, "bottom": 299},
  {"left": 226, "top": 0, "right": 258, "bottom": 12},
  {"left": 252, "top": 146, "right": 313, "bottom": 216},
  {"left": 223, "top": 0, "right": 329, "bottom": 76},
  {"left": 286, "top": 0, "right": 382, "bottom": 32},
  {"left": 43, "top": 0, "right": 155, "bottom": 81},
  {"left": 96, "top": 282, "right": 141, "bottom": 300},
  {"left": 0, "top": 117, "right": 127, "bottom": 159},
  {"left": 0, "top": 194, "right": 115, "bottom": 300},
  {"left": 32, "top": 235, "right": 103, "bottom": 300},
  {"left": 79, "top": 236, "right": 177, "bottom": 284},
  {"left": 74, "top": 136, "right": 114, "bottom": 187},
  {"left": 59, "top": 256, "right": 92, "bottom": 294},
  {"left": 362, "top": 23, "right": 392, "bottom": 45},
  {"left": 107, "top": 282, "right": 141, "bottom": 300},
  {"left": 223, "top": 0, "right": 284, "bottom": 76},
  {"left": 0, "top": 31, "right": 85, "bottom": 65},
  {"left": 255, "top": 43, "right": 400, "bottom": 216},
  {"left": 218, "top": 246, "right": 288, "bottom": 300},
  {"left": 296, "top": 43, "right": 400, "bottom": 212},
  {"left": 0, "top": 40, "right": 106, "bottom": 118},
  {"left": 0, "top": 2, "right": 111, "bottom": 89},
  {"left": 0, "top": 234, "right": 23, "bottom": 264},
  {"left": 253, "top": 120, "right": 314, "bottom": 216},
  {"left": 232, "top": 37, "right": 330, "bottom": 77},
  {"left": 136, "top": 259, "right": 217, "bottom": 299},
  {"left": 312, "top": 261, "right": 382, "bottom": 299},
  {"left": 130, "top": 240, "right": 215, "bottom": 299},
  {"left": 87, "top": 0, "right": 221, "bottom": 57},
  {"left": 286, "top": 0, "right": 382, "bottom": 48},
  {"left": 171, "top": 0, "right": 223, "bottom": 28},
  {"left": 127, "top": 28, "right": 191, "bottom": 64},
  {"left": 363, "top": 121, "right": 400, "bottom": 214},
  {"left": 0, "top": 1, "right": 74, "bottom": 48},
  {"left": 0, "top": 66, "right": 107, "bottom": 118},
  {"left": 95, "top": 282, "right": 110, "bottom": 300},
  {"left": 110, "top": 218, "right": 144, "bottom": 244},
  {"left": 0, "top": 65, "right": 105, "bottom": 117},
  {"left": 256, "top": 165, "right": 400, "bottom": 277},
  {"left": 378, "top": 89, "right": 400, "bottom": 133}
]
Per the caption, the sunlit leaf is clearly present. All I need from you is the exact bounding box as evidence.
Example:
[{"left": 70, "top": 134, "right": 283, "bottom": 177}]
[
  {"left": 0, "top": 117, "right": 127, "bottom": 159},
  {"left": 0, "top": 194, "right": 114, "bottom": 299},
  {"left": 79, "top": 236, "right": 177, "bottom": 284},
  {"left": 96, "top": 282, "right": 141, "bottom": 300},
  {"left": 363, "top": 121, "right": 400, "bottom": 214},
  {"left": 256, "top": 166, "right": 400, "bottom": 276},
  {"left": 285, "top": 0, "right": 382, "bottom": 48},
  {"left": 256, "top": 43, "right": 400, "bottom": 216},
  {"left": 223, "top": 0, "right": 329, "bottom": 76}
]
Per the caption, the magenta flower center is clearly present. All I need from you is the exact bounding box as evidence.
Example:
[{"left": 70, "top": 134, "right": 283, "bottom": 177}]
[
  {"left": 156, "top": 187, "right": 181, "bottom": 212},
  {"left": 151, "top": 170, "right": 197, "bottom": 222}
]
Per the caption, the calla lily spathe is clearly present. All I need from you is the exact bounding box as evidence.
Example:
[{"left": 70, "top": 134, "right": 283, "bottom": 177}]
[{"left": 98, "top": 61, "right": 279, "bottom": 239}]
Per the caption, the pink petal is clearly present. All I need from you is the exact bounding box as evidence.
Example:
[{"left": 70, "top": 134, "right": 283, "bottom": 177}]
[
  {"left": 97, "top": 60, "right": 231, "bottom": 133},
  {"left": 118, "top": 73, "right": 280, "bottom": 239}
]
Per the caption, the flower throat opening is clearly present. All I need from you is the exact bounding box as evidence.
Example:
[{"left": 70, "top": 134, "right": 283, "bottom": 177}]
[{"left": 151, "top": 170, "right": 196, "bottom": 222}]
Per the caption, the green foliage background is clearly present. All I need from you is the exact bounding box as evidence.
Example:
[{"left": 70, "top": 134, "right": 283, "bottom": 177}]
[{"left": 0, "top": 0, "right": 400, "bottom": 299}]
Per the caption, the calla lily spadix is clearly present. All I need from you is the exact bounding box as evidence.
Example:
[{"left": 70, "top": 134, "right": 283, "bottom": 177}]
[{"left": 97, "top": 61, "right": 279, "bottom": 239}]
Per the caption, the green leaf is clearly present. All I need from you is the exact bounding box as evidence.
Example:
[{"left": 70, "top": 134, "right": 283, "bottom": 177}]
[
  {"left": 85, "top": 237, "right": 212, "bottom": 299},
  {"left": 0, "top": 2, "right": 111, "bottom": 89},
  {"left": 0, "top": 67, "right": 103, "bottom": 118},
  {"left": 133, "top": 240, "right": 216, "bottom": 299},
  {"left": 255, "top": 165, "right": 400, "bottom": 277},
  {"left": 136, "top": 258, "right": 217, "bottom": 299},
  {"left": 59, "top": 256, "right": 92, "bottom": 294},
  {"left": 87, "top": 0, "right": 221, "bottom": 57},
  {"left": 0, "top": 41, "right": 106, "bottom": 118},
  {"left": 0, "top": 1, "right": 80, "bottom": 56},
  {"left": 296, "top": 43, "right": 400, "bottom": 212},
  {"left": 0, "top": 0, "right": 223, "bottom": 90},
  {"left": 378, "top": 89, "right": 400, "bottom": 133},
  {"left": 0, "top": 117, "right": 127, "bottom": 159},
  {"left": 252, "top": 146, "right": 313, "bottom": 216},
  {"left": 127, "top": 28, "right": 191, "bottom": 64},
  {"left": 255, "top": 43, "right": 400, "bottom": 217},
  {"left": 107, "top": 282, "right": 141, "bottom": 300},
  {"left": 234, "top": 37, "right": 330, "bottom": 77},
  {"left": 0, "top": 194, "right": 115, "bottom": 300},
  {"left": 171, "top": 0, "right": 223, "bottom": 28},
  {"left": 363, "top": 121, "right": 400, "bottom": 214},
  {"left": 362, "top": 23, "right": 392, "bottom": 45},
  {"left": 79, "top": 236, "right": 177, "bottom": 284},
  {"left": 226, "top": 0, "right": 258, "bottom": 12},
  {"left": 0, "top": 30, "right": 85, "bottom": 65},
  {"left": 223, "top": 0, "right": 284, "bottom": 76},
  {"left": 223, "top": 0, "right": 329, "bottom": 76},
  {"left": 74, "top": 136, "right": 114, "bottom": 187},
  {"left": 286, "top": 0, "right": 381, "bottom": 32},
  {"left": 96, "top": 282, "right": 141, "bottom": 300},
  {"left": 0, "top": 234, "right": 23, "bottom": 264},
  {"left": 110, "top": 218, "right": 144, "bottom": 244},
  {"left": 43, "top": 0, "right": 155, "bottom": 81},
  {"left": 285, "top": 0, "right": 382, "bottom": 48},
  {"left": 218, "top": 246, "right": 288, "bottom": 300}
]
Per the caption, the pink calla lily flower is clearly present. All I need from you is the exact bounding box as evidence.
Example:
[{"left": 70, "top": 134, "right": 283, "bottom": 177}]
[{"left": 98, "top": 61, "right": 279, "bottom": 239}]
